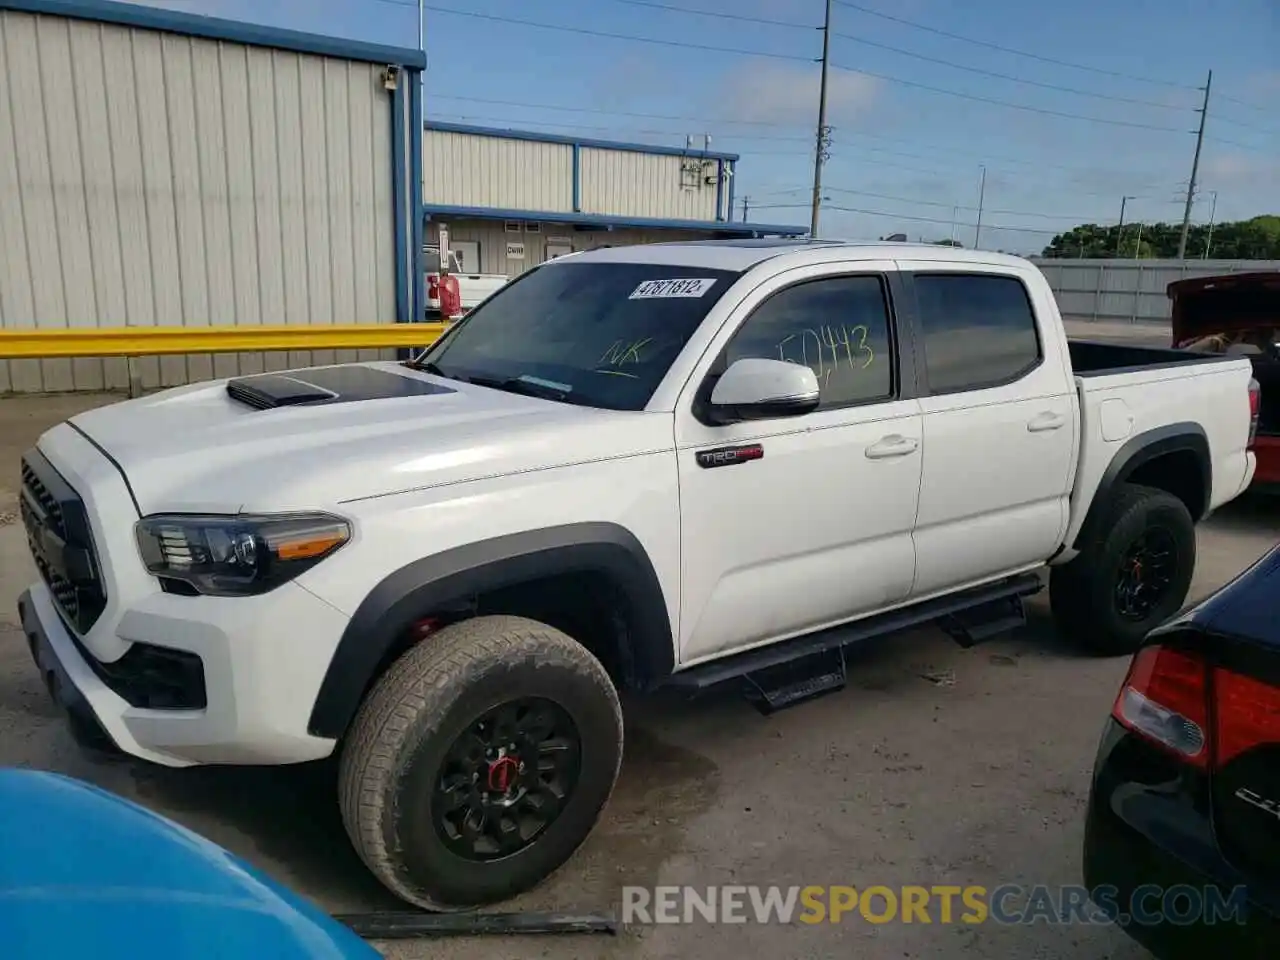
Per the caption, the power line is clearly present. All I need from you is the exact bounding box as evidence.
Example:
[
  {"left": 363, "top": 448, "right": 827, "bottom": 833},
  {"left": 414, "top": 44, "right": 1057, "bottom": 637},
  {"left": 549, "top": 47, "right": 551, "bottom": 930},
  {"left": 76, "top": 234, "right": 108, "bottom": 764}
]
[
  {"left": 428, "top": 92, "right": 1178, "bottom": 178},
  {"left": 606, "top": 0, "right": 822, "bottom": 30},
  {"left": 419, "top": 4, "right": 1192, "bottom": 133},
  {"left": 825, "top": 203, "right": 1062, "bottom": 236},
  {"left": 829, "top": 29, "right": 1194, "bottom": 110},
  {"left": 829, "top": 62, "right": 1190, "bottom": 132},
  {"left": 830, "top": 0, "right": 1198, "bottom": 90},
  {"left": 1213, "top": 114, "right": 1280, "bottom": 138},
  {"left": 419, "top": 4, "right": 817, "bottom": 62},
  {"left": 1217, "top": 92, "right": 1277, "bottom": 113}
]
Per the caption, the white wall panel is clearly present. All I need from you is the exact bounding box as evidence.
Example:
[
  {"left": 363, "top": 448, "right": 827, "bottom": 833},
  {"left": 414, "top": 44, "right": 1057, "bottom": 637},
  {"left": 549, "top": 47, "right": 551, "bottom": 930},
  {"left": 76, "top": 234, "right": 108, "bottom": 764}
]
[
  {"left": 424, "top": 131, "right": 572, "bottom": 212},
  {"left": 579, "top": 148, "right": 720, "bottom": 222},
  {"left": 0, "top": 10, "right": 397, "bottom": 392}
]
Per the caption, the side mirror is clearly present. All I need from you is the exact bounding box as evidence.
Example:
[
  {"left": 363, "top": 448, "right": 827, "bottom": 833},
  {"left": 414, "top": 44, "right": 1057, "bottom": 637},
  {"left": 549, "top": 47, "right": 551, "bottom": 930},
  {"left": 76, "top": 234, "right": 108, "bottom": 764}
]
[{"left": 707, "top": 358, "right": 820, "bottom": 424}]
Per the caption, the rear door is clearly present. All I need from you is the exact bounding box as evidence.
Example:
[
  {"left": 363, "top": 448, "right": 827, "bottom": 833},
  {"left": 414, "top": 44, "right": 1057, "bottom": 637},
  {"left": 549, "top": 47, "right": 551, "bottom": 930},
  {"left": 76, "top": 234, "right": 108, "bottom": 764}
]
[
  {"left": 674, "top": 262, "right": 924, "bottom": 665},
  {"left": 898, "top": 264, "right": 1077, "bottom": 598}
]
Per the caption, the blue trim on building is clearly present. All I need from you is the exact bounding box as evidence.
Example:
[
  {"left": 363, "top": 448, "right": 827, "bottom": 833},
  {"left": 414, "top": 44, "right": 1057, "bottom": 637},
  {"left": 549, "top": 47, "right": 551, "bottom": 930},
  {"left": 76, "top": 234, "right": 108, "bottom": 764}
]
[
  {"left": 425, "top": 120, "right": 740, "bottom": 162},
  {"left": 409, "top": 74, "right": 424, "bottom": 325},
  {"left": 390, "top": 75, "right": 409, "bottom": 325},
  {"left": 726, "top": 160, "right": 737, "bottom": 223},
  {"left": 0, "top": 0, "right": 427, "bottom": 67},
  {"left": 571, "top": 143, "right": 582, "bottom": 213},
  {"left": 714, "top": 160, "right": 725, "bottom": 223},
  {"left": 422, "top": 204, "right": 806, "bottom": 237}
]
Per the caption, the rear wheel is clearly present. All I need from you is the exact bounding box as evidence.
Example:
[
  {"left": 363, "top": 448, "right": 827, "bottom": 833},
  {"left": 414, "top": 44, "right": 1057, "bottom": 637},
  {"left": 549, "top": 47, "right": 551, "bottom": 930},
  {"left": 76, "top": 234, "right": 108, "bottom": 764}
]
[
  {"left": 1050, "top": 483, "right": 1196, "bottom": 656},
  {"left": 338, "top": 615, "right": 623, "bottom": 910}
]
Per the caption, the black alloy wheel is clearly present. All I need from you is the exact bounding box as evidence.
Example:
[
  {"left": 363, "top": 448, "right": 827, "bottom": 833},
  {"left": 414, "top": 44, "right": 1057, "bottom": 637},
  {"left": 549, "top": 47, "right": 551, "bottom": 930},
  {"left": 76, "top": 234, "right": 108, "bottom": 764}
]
[{"left": 433, "top": 697, "right": 582, "bottom": 861}]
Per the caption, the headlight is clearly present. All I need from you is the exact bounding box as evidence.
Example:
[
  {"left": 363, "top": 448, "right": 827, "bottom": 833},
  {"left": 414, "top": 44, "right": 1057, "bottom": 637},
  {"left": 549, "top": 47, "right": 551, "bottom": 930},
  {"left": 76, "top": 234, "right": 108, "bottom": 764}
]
[{"left": 135, "top": 513, "right": 350, "bottom": 597}]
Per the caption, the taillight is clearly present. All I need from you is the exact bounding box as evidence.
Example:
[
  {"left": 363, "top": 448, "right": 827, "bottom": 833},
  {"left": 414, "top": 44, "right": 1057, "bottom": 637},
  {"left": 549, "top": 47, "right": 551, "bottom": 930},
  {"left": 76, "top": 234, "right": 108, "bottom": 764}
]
[
  {"left": 1248, "top": 377, "right": 1260, "bottom": 450},
  {"left": 1214, "top": 668, "right": 1280, "bottom": 766},
  {"left": 1112, "top": 645, "right": 1210, "bottom": 768},
  {"left": 1113, "top": 642, "right": 1280, "bottom": 770},
  {"left": 427, "top": 274, "right": 440, "bottom": 301}
]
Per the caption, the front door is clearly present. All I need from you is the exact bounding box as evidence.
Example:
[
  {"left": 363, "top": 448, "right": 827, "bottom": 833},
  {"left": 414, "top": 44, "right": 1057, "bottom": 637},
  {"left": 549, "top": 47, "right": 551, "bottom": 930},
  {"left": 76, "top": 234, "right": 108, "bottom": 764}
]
[{"left": 675, "top": 264, "right": 923, "bottom": 666}]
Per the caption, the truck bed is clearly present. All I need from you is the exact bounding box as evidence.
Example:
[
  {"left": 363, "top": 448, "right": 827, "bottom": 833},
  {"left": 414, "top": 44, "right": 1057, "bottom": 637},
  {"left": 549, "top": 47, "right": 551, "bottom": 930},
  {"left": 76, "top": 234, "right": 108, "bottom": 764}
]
[{"left": 1068, "top": 339, "right": 1236, "bottom": 377}]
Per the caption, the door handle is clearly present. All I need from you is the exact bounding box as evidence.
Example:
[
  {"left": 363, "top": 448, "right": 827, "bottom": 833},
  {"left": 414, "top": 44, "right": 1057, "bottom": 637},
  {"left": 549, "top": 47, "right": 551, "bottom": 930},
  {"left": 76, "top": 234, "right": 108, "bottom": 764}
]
[
  {"left": 1027, "top": 411, "right": 1066, "bottom": 433},
  {"left": 865, "top": 434, "right": 919, "bottom": 459}
]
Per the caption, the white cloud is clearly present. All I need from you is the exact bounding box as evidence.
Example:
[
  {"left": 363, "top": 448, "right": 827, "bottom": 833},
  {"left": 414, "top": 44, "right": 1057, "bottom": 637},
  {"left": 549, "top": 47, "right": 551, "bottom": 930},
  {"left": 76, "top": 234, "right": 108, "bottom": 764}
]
[{"left": 716, "top": 60, "right": 882, "bottom": 127}]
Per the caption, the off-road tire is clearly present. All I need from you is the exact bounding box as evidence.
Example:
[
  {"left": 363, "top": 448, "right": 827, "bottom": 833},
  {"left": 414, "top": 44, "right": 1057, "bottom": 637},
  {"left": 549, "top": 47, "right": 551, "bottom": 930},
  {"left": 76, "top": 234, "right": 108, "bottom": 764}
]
[
  {"left": 338, "top": 615, "right": 623, "bottom": 911},
  {"left": 1049, "top": 483, "right": 1196, "bottom": 656}
]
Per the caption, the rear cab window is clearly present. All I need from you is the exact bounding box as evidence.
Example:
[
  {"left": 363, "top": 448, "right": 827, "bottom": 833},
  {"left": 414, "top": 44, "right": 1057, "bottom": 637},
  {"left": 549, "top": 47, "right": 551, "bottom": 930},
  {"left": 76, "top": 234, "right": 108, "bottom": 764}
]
[
  {"left": 422, "top": 262, "right": 742, "bottom": 411},
  {"left": 913, "top": 272, "right": 1042, "bottom": 393}
]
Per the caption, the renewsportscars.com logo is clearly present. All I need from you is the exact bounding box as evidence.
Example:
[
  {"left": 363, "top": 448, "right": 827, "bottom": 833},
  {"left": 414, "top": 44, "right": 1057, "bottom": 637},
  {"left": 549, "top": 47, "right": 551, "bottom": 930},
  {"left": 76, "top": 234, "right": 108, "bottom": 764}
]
[{"left": 621, "top": 884, "right": 1250, "bottom": 926}]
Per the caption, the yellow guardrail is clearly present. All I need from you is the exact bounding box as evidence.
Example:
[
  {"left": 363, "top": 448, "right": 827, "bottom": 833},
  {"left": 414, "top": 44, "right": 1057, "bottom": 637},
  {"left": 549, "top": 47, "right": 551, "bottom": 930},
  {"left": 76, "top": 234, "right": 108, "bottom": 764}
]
[{"left": 0, "top": 323, "right": 448, "bottom": 359}]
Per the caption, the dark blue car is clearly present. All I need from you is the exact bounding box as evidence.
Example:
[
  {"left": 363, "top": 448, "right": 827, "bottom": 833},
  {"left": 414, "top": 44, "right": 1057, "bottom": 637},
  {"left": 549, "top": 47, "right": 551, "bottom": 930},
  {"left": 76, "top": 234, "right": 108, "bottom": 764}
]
[
  {"left": 1084, "top": 544, "right": 1280, "bottom": 956},
  {"left": 0, "top": 768, "right": 380, "bottom": 960}
]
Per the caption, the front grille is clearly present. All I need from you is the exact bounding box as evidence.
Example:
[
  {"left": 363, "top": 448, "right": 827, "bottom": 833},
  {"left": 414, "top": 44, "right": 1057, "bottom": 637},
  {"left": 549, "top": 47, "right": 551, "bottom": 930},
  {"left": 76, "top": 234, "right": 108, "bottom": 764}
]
[{"left": 19, "top": 450, "right": 108, "bottom": 634}]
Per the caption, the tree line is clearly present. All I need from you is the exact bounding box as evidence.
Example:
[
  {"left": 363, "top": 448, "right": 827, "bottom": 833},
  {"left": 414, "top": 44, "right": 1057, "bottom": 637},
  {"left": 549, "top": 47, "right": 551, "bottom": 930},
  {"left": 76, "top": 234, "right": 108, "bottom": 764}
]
[{"left": 1039, "top": 215, "right": 1280, "bottom": 260}]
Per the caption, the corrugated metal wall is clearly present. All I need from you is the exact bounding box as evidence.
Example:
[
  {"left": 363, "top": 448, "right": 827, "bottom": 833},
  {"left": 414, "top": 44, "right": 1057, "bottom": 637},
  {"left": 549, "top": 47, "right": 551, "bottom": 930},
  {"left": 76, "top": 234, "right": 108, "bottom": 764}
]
[
  {"left": 579, "top": 148, "right": 720, "bottom": 221},
  {"left": 423, "top": 130, "right": 572, "bottom": 212},
  {"left": 426, "top": 220, "right": 716, "bottom": 277},
  {"left": 0, "top": 8, "right": 398, "bottom": 393},
  {"left": 1034, "top": 258, "right": 1280, "bottom": 326}
]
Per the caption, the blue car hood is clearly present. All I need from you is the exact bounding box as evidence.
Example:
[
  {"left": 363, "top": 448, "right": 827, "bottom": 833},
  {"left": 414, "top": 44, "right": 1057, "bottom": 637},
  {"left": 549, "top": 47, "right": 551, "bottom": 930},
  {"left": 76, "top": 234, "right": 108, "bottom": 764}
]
[{"left": 0, "top": 769, "right": 378, "bottom": 960}]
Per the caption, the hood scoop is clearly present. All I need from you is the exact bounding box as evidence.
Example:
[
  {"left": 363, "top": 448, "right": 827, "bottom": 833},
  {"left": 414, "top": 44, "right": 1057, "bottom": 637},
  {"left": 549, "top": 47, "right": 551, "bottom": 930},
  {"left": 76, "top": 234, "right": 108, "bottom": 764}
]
[
  {"left": 227, "top": 375, "right": 335, "bottom": 409},
  {"left": 226, "top": 366, "right": 457, "bottom": 410}
]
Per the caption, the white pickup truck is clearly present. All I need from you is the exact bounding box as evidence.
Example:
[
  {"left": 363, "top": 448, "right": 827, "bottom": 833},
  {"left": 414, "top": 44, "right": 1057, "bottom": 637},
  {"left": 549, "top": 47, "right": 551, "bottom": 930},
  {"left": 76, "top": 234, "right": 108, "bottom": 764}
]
[{"left": 17, "top": 240, "right": 1257, "bottom": 912}]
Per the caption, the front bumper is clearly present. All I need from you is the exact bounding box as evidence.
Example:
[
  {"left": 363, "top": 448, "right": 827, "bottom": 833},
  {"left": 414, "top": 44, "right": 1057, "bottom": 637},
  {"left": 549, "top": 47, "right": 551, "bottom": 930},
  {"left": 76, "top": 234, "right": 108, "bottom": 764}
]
[{"left": 17, "top": 580, "right": 347, "bottom": 768}]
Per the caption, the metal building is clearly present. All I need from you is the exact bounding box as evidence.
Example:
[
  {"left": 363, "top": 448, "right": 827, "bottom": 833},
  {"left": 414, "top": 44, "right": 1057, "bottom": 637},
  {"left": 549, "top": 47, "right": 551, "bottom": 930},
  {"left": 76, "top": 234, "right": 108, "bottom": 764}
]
[
  {"left": 0, "top": 0, "right": 426, "bottom": 393},
  {"left": 422, "top": 121, "right": 807, "bottom": 277}
]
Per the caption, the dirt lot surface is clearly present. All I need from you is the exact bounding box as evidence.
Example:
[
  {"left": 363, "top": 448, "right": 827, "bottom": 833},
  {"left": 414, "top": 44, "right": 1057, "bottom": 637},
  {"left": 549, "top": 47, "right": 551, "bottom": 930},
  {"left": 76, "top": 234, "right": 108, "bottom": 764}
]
[{"left": 1, "top": 325, "right": 1267, "bottom": 959}]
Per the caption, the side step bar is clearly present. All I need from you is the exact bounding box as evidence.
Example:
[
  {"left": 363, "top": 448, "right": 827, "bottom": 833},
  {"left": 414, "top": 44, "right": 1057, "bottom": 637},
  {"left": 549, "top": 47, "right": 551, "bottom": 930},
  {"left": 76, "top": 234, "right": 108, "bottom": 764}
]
[{"left": 661, "top": 573, "right": 1043, "bottom": 705}]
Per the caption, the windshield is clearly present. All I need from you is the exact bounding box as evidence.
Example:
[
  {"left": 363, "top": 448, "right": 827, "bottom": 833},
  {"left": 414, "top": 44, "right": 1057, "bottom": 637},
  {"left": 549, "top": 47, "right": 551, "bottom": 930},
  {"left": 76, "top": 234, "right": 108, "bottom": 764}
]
[{"left": 419, "top": 261, "right": 741, "bottom": 410}]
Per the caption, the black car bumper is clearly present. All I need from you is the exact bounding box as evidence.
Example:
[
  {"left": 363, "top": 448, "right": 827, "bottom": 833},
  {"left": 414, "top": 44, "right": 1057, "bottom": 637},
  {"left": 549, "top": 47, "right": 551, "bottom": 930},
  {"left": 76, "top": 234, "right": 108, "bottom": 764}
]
[
  {"left": 17, "top": 589, "right": 121, "bottom": 755},
  {"left": 1083, "top": 721, "right": 1279, "bottom": 959}
]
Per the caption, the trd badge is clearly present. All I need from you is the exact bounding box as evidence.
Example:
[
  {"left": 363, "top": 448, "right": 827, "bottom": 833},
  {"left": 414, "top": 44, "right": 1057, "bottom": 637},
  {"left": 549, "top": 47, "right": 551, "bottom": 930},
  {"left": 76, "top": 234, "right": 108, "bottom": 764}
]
[{"left": 695, "top": 444, "right": 764, "bottom": 469}]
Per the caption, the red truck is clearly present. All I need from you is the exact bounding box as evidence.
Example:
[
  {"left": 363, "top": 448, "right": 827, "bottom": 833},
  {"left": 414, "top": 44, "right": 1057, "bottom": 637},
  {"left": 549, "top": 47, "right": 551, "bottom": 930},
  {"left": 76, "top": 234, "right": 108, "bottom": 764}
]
[{"left": 1170, "top": 271, "right": 1280, "bottom": 490}]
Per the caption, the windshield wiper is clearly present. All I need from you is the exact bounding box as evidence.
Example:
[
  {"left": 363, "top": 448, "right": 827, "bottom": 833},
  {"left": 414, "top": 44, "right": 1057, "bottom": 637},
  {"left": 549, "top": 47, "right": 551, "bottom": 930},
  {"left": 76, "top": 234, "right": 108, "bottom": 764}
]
[{"left": 465, "top": 375, "right": 578, "bottom": 404}]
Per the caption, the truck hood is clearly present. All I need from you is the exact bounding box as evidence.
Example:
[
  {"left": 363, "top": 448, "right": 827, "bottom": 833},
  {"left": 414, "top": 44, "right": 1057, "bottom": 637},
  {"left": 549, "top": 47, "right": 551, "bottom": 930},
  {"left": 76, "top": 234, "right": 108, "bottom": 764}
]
[
  {"left": 66, "top": 362, "right": 668, "bottom": 514},
  {"left": 0, "top": 769, "right": 378, "bottom": 960},
  {"left": 1168, "top": 271, "right": 1280, "bottom": 347}
]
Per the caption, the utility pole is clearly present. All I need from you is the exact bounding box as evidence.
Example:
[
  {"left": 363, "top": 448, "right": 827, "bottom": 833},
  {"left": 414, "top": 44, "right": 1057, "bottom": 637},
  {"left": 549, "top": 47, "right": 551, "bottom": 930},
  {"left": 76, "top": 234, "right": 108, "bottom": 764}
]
[
  {"left": 741, "top": 196, "right": 750, "bottom": 221},
  {"left": 1116, "top": 195, "right": 1134, "bottom": 256},
  {"left": 950, "top": 205, "right": 958, "bottom": 245},
  {"left": 1202, "top": 190, "right": 1219, "bottom": 259},
  {"left": 1178, "top": 69, "right": 1212, "bottom": 260},
  {"left": 973, "top": 165, "right": 987, "bottom": 249},
  {"left": 810, "top": 0, "right": 833, "bottom": 238}
]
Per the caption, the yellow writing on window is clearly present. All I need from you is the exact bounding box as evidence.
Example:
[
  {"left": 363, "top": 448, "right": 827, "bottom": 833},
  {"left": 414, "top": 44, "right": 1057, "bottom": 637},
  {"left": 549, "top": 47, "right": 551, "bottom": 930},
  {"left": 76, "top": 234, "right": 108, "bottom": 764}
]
[
  {"left": 598, "top": 337, "right": 652, "bottom": 367},
  {"left": 776, "top": 325, "right": 874, "bottom": 387}
]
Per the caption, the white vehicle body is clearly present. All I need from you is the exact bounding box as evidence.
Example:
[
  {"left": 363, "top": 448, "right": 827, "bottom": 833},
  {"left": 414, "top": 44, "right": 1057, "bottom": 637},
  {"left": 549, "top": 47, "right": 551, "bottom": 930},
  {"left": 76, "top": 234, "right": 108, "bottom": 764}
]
[{"left": 18, "top": 240, "right": 1257, "bottom": 770}]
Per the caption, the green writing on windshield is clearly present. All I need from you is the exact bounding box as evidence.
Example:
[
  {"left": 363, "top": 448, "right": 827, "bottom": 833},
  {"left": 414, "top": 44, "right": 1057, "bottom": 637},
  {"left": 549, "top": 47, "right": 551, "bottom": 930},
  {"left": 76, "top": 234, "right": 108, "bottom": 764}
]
[
  {"left": 598, "top": 337, "right": 653, "bottom": 367},
  {"left": 776, "top": 325, "right": 875, "bottom": 387}
]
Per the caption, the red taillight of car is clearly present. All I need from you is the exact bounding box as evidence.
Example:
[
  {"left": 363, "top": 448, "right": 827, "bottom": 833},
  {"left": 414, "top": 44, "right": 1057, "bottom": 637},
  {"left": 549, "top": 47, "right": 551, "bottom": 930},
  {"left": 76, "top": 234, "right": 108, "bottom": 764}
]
[
  {"left": 1113, "top": 642, "right": 1280, "bottom": 770},
  {"left": 426, "top": 273, "right": 441, "bottom": 304},
  {"left": 1214, "top": 668, "right": 1280, "bottom": 766},
  {"left": 1112, "top": 645, "right": 1210, "bottom": 768},
  {"left": 1248, "top": 377, "right": 1261, "bottom": 450}
]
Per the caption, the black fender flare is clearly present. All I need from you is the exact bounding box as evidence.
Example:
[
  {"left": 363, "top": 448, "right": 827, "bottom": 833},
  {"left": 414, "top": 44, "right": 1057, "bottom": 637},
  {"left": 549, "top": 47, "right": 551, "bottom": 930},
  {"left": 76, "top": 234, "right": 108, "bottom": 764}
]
[
  {"left": 1071, "top": 421, "right": 1211, "bottom": 551},
  {"left": 307, "top": 522, "right": 674, "bottom": 739}
]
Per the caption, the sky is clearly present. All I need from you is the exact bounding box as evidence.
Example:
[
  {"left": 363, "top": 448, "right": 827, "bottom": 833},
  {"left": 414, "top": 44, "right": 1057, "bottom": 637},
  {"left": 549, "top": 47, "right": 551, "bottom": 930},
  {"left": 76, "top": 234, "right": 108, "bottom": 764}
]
[{"left": 136, "top": 0, "right": 1278, "bottom": 254}]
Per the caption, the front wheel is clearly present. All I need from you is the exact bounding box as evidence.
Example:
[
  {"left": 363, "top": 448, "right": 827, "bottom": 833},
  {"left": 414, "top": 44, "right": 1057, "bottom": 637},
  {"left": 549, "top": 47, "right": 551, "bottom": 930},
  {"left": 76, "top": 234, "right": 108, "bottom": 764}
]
[
  {"left": 338, "top": 615, "right": 623, "bottom": 910},
  {"left": 1050, "top": 483, "right": 1196, "bottom": 656}
]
